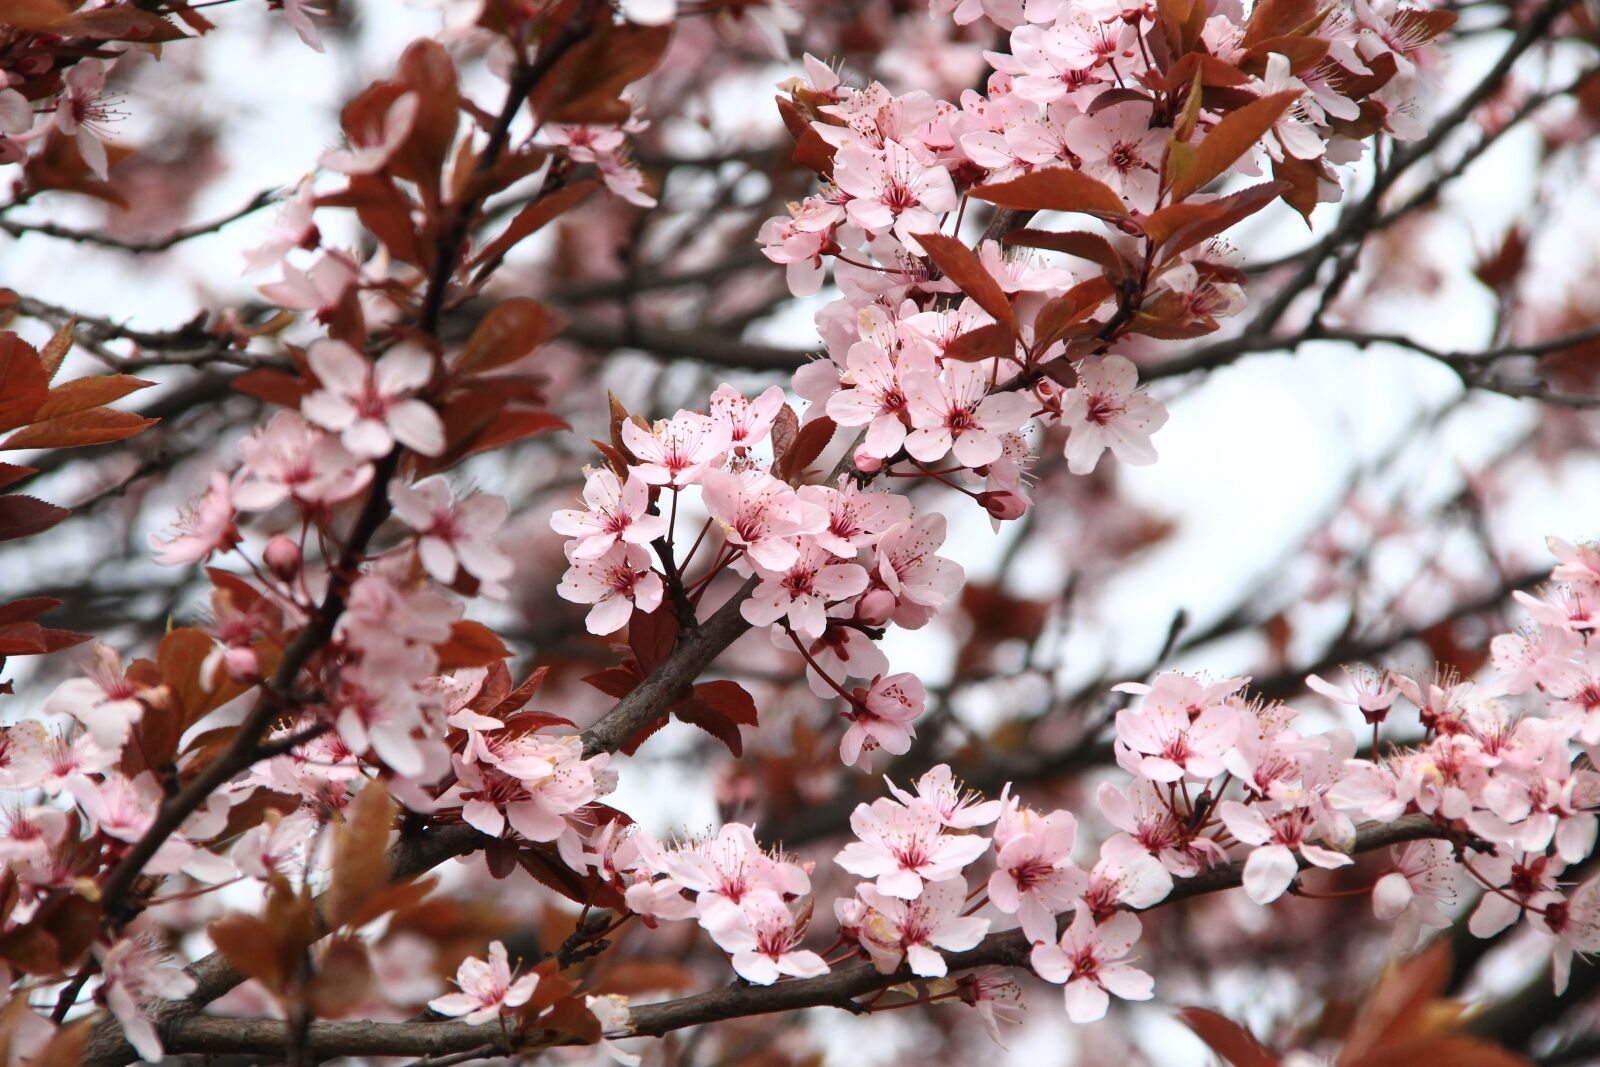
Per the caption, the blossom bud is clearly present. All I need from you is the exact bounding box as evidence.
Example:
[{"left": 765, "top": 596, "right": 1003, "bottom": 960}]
[
  {"left": 852, "top": 446, "right": 883, "bottom": 474},
  {"left": 224, "top": 646, "right": 262, "bottom": 683},
  {"left": 978, "top": 490, "right": 1028, "bottom": 521},
  {"left": 856, "top": 588, "right": 896, "bottom": 626},
  {"left": 264, "top": 535, "right": 302, "bottom": 580}
]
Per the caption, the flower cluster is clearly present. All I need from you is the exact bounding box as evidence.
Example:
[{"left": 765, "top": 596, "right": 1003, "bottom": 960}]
[{"left": 551, "top": 384, "right": 966, "bottom": 767}]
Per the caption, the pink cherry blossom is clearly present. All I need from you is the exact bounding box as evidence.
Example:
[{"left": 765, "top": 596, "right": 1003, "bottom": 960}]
[
  {"left": 702, "top": 468, "right": 825, "bottom": 572},
  {"left": 54, "top": 60, "right": 116, "bottom": 180},
  {"left": 783, "top": 618, "right": 890, "bottom": 698},
  {"left": 640, "top": 823, "right": 809, "bottom": 927},
  {"left": 709, "top": 384, "right": 787, "bottom": 451},
  {"left": 702, "top": 897, "right": 829, "bottom": 985},
  {"left": 1097, "top": 779, "right": 1226, "bottom": 878},
  {"left": 149, "top": 472, "right": 240, "bottom": 566},
  {"left": 1217, "top": 800, "right": 1352, "bottom": 904},
  {"left": 1306, "top": 664, "right": 1399, "bottom": 724},
  {"left": 234, "top": 411, "right": 373, "bottom": 510},
  {"left": 855, "top": 876, "right": 990, "bottom": 977},
  {"left": 427, "top": 941, "right": 538, "bottom": 1025},
  {"left": 833, "top": 141, "right": 959, "bottom": 253},
  {"left": 1059, "top": 355, "right": 1167, "bottom": 475},
  {"left": 390, "top": 476, "right": 514, "bottom": 590},
  {"left": 258, "top": 252, "right": 358, "bottom": 316},
  {"left": 551, "top": 467, "right": 669, "bottom": 560},
  {"left": 887, "top": 765, "right": 1002, "bottom": 829},
  {"left": 1029, "top": 910, "right": 1153, "bottom": 1023},
  {"left": 904, "top": 362, "right": 1035, "bottom": 469},
  {"left": 556, "top": 542, "right": 664, "bottom": 634},
  {"left": 1113, "top": 698, "right": 1238, "bottom": 783},
  {"left": 742, "top": 541, "right": 868, "bottom": 639},
  {"left": 321, "top": 91, "right": 418, "bottom": 175},
  {"left": 1084, "top": 836, "right": 1174, "bottom": 913},
  {"left": 874, "top": 514, "right": 964, "bottom": 611},
  {"left": 988, "top": 806, "right": 1087, "bottom": 942},
  {"left": 1372, "top": 839, "right": 1458, "bottom": 951},
  {"left": 1256, "top": 53, "right": 1326, "bottom": 161},
  {"left": 242, "top": 181, "right": 319, "bottom": 274},
  {"left": 42, "top": 645, "right": 147, "bottom": 751},
  {"left": 826, "top": 338, "right": 936, "bottom": 460},
  {"left": 836, "top": 796, "right": 991, "bottom": 899},
  {"left": 100, "top": 937, "right": 198, "bottom": 1062},
  {"left": 301, "top": 340, "right": 446, "bottom": 458},
  {"left": 797, "top": 478, "right": 912, "bottom": 557},
  {"left": 840, "top": 672, "right": 926, "bottom": 767},
  {"left": 621, "top": 412, "right": 731, "bottom": 487},
  {"left": 1067, "top": 104, "right": 1167, "bottom": 210}
]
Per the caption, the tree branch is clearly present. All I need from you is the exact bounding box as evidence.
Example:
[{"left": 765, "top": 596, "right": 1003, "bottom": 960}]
[{"left": 137, "top": 815, "right": 1449, "bottom": 1061}]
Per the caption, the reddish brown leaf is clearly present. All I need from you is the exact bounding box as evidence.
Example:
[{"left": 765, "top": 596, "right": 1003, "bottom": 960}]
[
  {"left": 391, "top": 39, "right": 462, "bottom": 200},
  {"left": 1170, "top": 92, "right": 1300, "bottom": 202},
  {"left": 1241, "top": 35, "right": 1330, "bottom": 73},
  {"left": 693, "top": 679, "right": 759, "bottom": 726},
  {"left": 208, "top": 913, "right": 286, "bottom": 993},
  {"left": 1343, "top": 1039, "right": 1532, "bottom": 1067},
  {"left": 629, "top": 604, "right": 680, "bottom": 670},
  {"left": 31, "top": 375, "right": 155, "bottom": 421},
  {"left": 435, "top": 620, "right": 512, "bottom": 670},
  {"left": 914, "top": 232, "right": 1017, "bottom": 331},
  {"left": 231, "top": 367, "right": 311, "bottom": 409},
  {"left": 1271, "top": 153, "right": 1323, "bottom": 223},
  {"left": 1005, "top": 229, "right": 1128, "bottom": 275},
  {"left": 1242, "top": 0, "right": 1322, "bottom": 43},
  {"left": 29, "top": 1019, "right": 90, "bottom": 1067},
  {"left": 674, "top": 695, "right": 745, "bottom": 755},
  {"left": 781, "top": 416, "right": 836, "bottom": 483},
  {"left": 458, "top": 298, "right": 556, "bottom": 375},
  {"left": 471, "top": 180, "right": 599, "bottom": 270},
  {"left": 943, "top": 322, "right": 1018, "bottom": 363},
  {"left": 461, "top": 408, "right": 568, "bottom": 456},
  {"left": 0, "top": 335, "right": 48, "bottom": 434},
  {"left": 583, "top": 665, "right": 644, "bottom": 701},
  {"left": 38, "top": 320, "right": 74, "bottom": 382},
  {"left": 0, "top": 598, "right": 60, "bottom": 626},
  {"left": 1, "top": 408, "right": 158, "bottom": 451},
  {"left": 970, "top": 166, "right": 1130, "bottom": 220},
  {"left": 1033, "top": 276, "right": 1116, "bottom": 351},
  {"left": 0, "top": 464, "right": 34, "bottom": 491},
  {"left": 1177, "top": 1008, "right": 1281, "bottom": 1067},
  {"left": 539, "top": 22, "right": 673, "bottom": 125},
  {"left": 326, "top": 782, "right": 398, "bottom": 930},
  {"left": 306, "top": 936, "right": 374, "bottom": 1017},
  {"left": 0, "top": 495, "right": 68, "bottom": 543},
  {"left": 1144, "top": 181, "right": 1288, "bottom": 257}
]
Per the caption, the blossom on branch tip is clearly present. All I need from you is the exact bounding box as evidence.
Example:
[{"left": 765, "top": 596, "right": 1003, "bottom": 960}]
[
  {"left": 556, "top": 542, "right": 664, "bottom": 634},
  {"left": 390, "top": 475, "right": 514, "bottom": 591},
  {"left": 427, "top": 941, "right": 538, "bottom": 1025},
  {"left": 149, "top": 472, "right": 240, "bottom": 567},
  {"left": 1029, "top": 910, "right": 1153, "bottom": 1023},
  {"left": 840, "top": 672, "right": 926, "bottom": 768},
  {"left": 302, "top": 340, "right": 445, "bottom": 458},
  {"left": 1059, "top": 356, "right": 1167, "bottom": 476},
  {"left": 99, "top": 937, "right": 198, "bottom": 1062},
  {"left": 551, "top": 468, "right": 669, "bottom": 561}
]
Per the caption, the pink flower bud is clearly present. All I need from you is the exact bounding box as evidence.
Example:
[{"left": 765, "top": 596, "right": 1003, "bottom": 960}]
[
  {"left": 264, "top": 535, "right": 302, "bottom": 580},
  {"left": 853, "top": 447, "right": 883, "bottom": 474},
  {"left": 223, "top": 646, "right": 262, "bottom": 683},
  {"left": 856, "top": 588, "right": 896, "bottom": 626},
  {"left": 978, "top": 490, "right": 1028, "bottom": 521}
]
